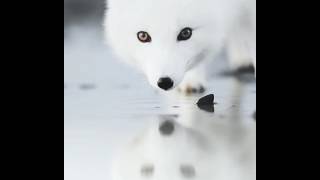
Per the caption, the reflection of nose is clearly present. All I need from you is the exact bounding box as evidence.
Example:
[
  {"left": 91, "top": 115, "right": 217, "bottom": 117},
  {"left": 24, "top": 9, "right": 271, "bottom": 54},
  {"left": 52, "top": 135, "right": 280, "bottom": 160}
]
[
  {"left": 157, "top": 77, "right": 174, "bottom": 90},
  {"left": 159, "top": 121, "right": 175, "bottom": 136}
]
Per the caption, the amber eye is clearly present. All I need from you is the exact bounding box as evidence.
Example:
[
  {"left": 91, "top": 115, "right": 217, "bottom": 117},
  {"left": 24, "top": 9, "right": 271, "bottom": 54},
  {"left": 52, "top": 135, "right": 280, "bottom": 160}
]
[
  {"left": 177, "top": 27, "right": 193, "bottom": 41},
  {"left": 137, "top": 31, "right": 152, "bottom": 43}
]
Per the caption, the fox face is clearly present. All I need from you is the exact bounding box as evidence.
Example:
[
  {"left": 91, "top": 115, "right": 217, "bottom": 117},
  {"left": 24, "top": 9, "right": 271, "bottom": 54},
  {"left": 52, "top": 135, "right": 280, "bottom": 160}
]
[{"left": 105, "top": 0, "right": 228, "bottom": 91}]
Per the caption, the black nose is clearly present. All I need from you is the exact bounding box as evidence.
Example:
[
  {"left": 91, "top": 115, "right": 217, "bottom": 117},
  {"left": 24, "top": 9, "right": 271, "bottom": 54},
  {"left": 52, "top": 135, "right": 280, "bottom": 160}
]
[
  {"left": 157, "top": 77, "right": 174, "bottom": 90},
  {"left": 159, "top": 121, "right": 175, "bottom": 136}
]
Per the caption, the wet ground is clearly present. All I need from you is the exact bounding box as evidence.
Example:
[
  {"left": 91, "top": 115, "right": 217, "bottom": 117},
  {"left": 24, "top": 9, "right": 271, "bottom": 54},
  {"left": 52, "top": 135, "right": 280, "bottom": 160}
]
[{"left": 64, "top": 24, "right": 256, "bottom": 180}]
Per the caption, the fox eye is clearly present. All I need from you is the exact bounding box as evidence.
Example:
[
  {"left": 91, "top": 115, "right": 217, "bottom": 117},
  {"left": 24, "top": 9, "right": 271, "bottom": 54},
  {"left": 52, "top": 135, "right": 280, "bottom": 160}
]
[
  {"left": 177, "top": 27, "right": 193, "bottom": 41},
  {"left": 137, "top": 31, "right": 152, "bottom": 43}
]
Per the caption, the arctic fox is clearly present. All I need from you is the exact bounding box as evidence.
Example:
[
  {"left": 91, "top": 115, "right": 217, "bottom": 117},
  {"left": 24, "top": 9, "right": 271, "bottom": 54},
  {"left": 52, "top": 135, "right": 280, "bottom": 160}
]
[{"left": 105, "top": 0, "right": 256, "bottom": 93}]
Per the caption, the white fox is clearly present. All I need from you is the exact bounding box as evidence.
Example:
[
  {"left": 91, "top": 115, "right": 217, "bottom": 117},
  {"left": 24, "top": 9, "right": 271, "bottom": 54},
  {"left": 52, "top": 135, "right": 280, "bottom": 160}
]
[{"left": 105, "top": 0, "right": 256, "bottom": 93}]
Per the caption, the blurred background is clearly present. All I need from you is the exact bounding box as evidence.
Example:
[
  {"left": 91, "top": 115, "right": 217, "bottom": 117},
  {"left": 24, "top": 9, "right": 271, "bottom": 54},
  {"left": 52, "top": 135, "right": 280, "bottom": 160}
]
[
  {"left": 64, "top": 0, "right": 104, "bottom": 27},
  {"left": 64, "top": 0, "right": 256, "bottom": 180}
]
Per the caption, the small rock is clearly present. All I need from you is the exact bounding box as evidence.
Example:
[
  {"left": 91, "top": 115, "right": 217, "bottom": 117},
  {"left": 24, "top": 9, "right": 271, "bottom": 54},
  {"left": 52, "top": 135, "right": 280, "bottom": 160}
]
[
  {"left": 197, "top": 94, "right": 214, "bottom": 106},
  {"left": 197, "top": 94, "right": 215, "bottom": 113}
]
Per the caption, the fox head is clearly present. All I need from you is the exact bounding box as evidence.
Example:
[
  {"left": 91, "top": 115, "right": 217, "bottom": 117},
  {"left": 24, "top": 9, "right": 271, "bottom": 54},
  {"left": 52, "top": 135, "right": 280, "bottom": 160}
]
[{"left": 105, "top": 0, "right": 229, "bottom": 90}]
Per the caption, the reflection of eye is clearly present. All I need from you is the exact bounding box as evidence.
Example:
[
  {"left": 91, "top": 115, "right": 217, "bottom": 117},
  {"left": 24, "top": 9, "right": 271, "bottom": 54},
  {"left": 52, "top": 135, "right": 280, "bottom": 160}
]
[
  {"left": 137, "top": 31, "right": 152, "bottom": 43},
  {"left": 177, "top": 27, "right": 193, "bottom": 41},
  {"left": 180, "top": 164, "right": 196, "bottom": 178},
  {"left": 141, "top": 164, "right": 154, "bottom": 177}
]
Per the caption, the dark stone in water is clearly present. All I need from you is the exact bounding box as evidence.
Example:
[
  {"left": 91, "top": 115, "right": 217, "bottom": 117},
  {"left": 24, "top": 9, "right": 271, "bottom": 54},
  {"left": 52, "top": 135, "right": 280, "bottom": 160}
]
[
  {"left": 197, "top": 94, "right": 215, "bottom": 113},
  {"left": 197, "top": 94, "right": 214, "bottom": 106}
]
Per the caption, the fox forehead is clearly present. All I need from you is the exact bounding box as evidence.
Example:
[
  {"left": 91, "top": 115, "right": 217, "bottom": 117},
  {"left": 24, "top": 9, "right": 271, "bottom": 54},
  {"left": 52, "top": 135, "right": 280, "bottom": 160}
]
[
  {"left": 107, "top": 0, "right": 218, "bottom": 30},
  {"left": 109, "top": 0, "right": 198, "bottom": 11}
]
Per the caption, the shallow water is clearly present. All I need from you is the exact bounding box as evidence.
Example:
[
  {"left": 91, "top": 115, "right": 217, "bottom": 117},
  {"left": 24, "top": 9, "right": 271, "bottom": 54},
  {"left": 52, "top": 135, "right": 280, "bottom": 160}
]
[{"left": 64, "top": 25, "right": 256, "bottom": 180}]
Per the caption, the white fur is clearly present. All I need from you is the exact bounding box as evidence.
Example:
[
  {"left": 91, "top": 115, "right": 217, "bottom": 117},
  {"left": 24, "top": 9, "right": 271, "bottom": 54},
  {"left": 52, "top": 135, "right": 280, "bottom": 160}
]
[{"left": 105, "top": 0, "right": 256, "bottom": 91}]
